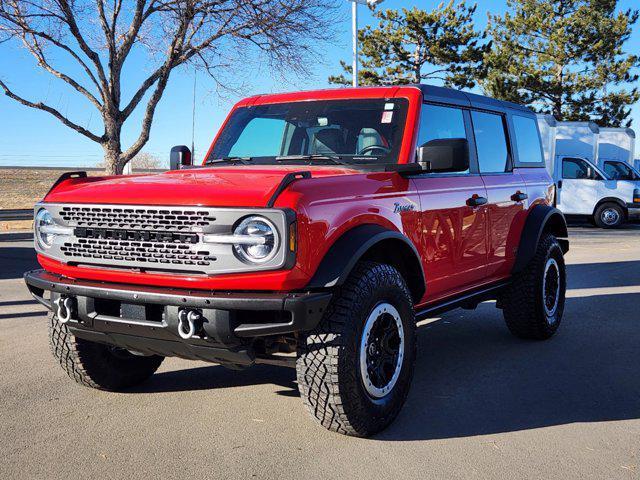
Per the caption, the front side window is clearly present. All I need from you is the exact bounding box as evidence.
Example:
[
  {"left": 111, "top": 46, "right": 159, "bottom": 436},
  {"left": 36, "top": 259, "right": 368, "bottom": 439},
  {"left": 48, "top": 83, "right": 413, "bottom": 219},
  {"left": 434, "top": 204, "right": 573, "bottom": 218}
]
[
  {"left": 208, "top": 98, "right": 409, "bottom": 166},
  {"left": 603, "top": 161, "right": 639, "bottom": 181},
  {"left": 418, "top": 104, "right": 469, "bottom": 174},
  {"left": 513, "top": 115, "right": 544, "bottom": 165},
  {"left": 563, "top": 157, "right": 600, "bottom": 180},
  {"left": 418, "top": 104, "right": 466, "bottom": 144},
  {"left": 471, "top": 111, "right": 510, "bottom": 173}
]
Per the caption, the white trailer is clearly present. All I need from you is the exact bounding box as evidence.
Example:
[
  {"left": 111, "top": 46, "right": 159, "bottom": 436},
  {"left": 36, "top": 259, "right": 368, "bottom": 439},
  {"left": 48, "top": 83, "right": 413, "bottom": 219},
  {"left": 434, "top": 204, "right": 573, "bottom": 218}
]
[
  {"left": 597, "top": 127, "right": 640, "bottom": 182},
  {"left": 598, "top": 127, "right": 635, "bottom": 164},
  {"left": 536, "top": 115, "right": 640, "bottom": 227},
  {"left": 554, "top": 121, "right": 600, "bottom": 164}
]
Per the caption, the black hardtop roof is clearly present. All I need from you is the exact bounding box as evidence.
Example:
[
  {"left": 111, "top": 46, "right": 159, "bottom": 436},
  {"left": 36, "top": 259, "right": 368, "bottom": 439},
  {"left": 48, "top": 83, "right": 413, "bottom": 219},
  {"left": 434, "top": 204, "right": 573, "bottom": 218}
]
[{"left": 414, "top": 84, "right": 534, "bottom": 116}]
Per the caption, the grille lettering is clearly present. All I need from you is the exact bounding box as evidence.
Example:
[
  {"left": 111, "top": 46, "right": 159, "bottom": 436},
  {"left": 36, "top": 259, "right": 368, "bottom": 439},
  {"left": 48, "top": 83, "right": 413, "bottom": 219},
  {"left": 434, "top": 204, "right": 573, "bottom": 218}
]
[{"left": 74, "top": 227, "right": 198, "bottom": 244}]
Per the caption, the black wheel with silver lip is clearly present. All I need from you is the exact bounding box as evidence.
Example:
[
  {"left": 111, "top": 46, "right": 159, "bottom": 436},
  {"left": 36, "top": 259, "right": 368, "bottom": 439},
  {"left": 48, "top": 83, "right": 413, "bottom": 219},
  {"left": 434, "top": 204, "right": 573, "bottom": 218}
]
[
  {"left": 296, "top": 261, "right": 417, "bottom": 437},
  {"left": 360, "top": 303, "right": 405, "bottom": 400}
]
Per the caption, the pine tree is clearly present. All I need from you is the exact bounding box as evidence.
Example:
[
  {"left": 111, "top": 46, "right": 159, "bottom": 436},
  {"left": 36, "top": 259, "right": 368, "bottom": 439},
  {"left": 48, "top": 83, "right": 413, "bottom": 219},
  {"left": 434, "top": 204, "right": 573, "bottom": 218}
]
[
  {"left": 329, "top": 1, "right": 489, "bottom": 88},
  {"left": 484, "top": 0, "right": 639, "bottom": 127}
]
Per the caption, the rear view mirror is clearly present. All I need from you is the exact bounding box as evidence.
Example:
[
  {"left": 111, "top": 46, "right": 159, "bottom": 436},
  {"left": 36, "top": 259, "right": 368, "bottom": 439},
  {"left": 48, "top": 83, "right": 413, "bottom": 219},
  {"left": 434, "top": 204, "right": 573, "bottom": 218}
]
[
  {"left": 170, "top": 145, "right": 192, "bottom": 170},
  {"left": 417, "top": 138, "right": 469, "bottom": 173}
]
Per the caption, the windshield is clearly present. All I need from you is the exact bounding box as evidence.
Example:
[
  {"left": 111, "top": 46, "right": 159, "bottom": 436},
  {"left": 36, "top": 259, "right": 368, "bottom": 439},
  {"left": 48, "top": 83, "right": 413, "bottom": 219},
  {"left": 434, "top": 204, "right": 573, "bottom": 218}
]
[
  {"left": 206, "top": 98, "right": 409, "bottom": 166},
  {"left": 603, "top": 161, "right": 640, "bottom": 180}
]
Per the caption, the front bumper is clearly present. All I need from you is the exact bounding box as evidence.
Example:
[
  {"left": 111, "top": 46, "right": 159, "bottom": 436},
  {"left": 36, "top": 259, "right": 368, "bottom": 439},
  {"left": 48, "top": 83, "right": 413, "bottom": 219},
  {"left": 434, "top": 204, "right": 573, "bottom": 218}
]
[{"left": 24, "top": 269, "right": 331, "bottom": 366}]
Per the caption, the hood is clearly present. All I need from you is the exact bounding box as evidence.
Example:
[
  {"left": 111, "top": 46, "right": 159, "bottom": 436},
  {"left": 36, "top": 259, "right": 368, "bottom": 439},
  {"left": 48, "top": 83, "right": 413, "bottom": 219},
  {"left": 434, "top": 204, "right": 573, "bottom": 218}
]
[{"left": 44, "top": 165, "right": 360, "bottom": 207}]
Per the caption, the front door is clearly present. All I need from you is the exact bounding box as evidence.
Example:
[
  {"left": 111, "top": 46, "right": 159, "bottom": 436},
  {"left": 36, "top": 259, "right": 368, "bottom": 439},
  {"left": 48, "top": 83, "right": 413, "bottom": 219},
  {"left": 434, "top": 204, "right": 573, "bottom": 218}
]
[
  {"left": 412, "top": 103, "right": 488, "bottom": 301},
  {"left": 557, "top": 157, "right": 602, "bottom": 215}
]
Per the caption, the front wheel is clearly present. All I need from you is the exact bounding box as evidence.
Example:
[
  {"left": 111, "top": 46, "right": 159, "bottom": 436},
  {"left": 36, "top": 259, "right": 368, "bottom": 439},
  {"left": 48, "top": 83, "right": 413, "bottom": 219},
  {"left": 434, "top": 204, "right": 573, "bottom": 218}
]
[
  {"left": 594, "top": 202, "right": 625, "bottom": 228},
  {"left": 296, "top": 261, "right": 417, "bottom": 437},
  {"left": 49, "top": 313, "right": 164, "bottom": 391},
  {"left": 501, "top": 234, "right": 566, "bottom": 340}
]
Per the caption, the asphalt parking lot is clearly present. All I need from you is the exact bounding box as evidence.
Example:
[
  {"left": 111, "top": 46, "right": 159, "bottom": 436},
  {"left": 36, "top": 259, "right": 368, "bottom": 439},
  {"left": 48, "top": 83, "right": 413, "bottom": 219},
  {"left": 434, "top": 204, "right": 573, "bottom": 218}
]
[{"left": 1, "top": 226, "right": 639, "bottom": 480}]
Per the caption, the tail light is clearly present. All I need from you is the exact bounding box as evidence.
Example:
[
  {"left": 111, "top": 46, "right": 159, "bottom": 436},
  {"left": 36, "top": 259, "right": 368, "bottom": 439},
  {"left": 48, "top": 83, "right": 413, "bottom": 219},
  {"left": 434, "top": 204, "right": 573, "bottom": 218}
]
[{"left": 634, "top": 189, "right": 640, "bottom": 204}]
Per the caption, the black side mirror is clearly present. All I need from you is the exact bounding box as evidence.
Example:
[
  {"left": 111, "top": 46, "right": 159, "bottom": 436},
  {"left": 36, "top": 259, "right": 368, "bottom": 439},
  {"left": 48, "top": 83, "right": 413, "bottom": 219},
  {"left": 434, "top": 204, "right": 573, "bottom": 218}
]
[
  {"left": 170, "top": 145, "right": 192, "bottom": 170},
  {"left": 417, "top": 138, "right": 469, "bottom": 173}
]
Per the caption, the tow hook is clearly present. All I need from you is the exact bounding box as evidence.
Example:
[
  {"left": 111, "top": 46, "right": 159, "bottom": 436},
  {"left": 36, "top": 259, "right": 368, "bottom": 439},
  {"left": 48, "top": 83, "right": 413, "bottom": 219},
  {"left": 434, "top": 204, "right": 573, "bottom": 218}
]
[
  {"left": 177, "top": 309, "right": 203, "bottom": 340},
  {"left": 54, "top": 296, "right": 75, "bottom": 324}
]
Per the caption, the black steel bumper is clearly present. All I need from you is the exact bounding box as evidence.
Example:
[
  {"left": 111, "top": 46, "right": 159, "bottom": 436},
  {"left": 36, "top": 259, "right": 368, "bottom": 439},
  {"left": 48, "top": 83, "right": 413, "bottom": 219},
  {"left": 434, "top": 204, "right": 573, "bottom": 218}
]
[
  {"left": 627, "top": 203, "right": 640, "bottom": 217},
  {"left": 24, "top": 269, "right": 332, "bottom": 366}
]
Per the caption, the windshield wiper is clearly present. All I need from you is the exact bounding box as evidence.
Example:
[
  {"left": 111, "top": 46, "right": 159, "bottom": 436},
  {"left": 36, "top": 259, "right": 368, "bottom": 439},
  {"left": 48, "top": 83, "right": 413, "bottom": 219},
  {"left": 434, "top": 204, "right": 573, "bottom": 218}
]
[
  {"left": 275, "top": 154, "right": 343, "bottom": 165},
  {"left": 205, "top": 156, "right": 254, "bottom": 165}
]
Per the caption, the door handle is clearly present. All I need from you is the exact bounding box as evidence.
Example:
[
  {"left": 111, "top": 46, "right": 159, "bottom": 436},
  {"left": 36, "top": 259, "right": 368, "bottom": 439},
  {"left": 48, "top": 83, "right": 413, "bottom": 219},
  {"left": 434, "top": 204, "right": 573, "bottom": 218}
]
[
  {"left": 511, "top": 192, "right": 528, "bottom": 202},
  {"left": 557, "top": 180, "right": 563, "bottom": 189},
  {"left": 466, "top": 195, "right": 488, "bottom": 207}
]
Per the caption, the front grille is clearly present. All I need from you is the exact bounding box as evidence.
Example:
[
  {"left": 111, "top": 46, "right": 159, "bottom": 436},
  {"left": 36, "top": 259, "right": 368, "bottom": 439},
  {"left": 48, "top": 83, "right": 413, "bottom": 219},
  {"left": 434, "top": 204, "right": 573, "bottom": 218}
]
[
  {"left": 59, "top": 206, "right": 216, "bottom": 231},
  {"left": 38, "top": 203, "right": 291, "bottom": 275},
  {"left": 60, "top": 238, "right": 216, "bottom": 267}
]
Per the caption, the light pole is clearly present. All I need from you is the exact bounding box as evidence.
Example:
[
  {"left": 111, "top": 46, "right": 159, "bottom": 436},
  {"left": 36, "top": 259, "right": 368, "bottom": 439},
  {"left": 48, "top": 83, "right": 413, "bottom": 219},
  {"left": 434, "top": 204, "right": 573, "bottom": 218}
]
[{"left": 349, "top": 0, "right": 384, "bottom": 88}]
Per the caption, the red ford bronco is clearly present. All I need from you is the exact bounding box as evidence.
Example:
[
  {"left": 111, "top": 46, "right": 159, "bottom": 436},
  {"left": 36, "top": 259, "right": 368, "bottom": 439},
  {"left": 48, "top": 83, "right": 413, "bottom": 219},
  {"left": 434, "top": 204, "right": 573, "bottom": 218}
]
[{"left": 25, "top": 85, "right": 569, "bottom": 437}]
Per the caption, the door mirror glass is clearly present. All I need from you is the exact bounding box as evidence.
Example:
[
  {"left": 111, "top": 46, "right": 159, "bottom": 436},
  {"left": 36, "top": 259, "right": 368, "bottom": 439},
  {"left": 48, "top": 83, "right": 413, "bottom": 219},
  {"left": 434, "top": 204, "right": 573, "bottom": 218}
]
[
  {"left": 170, "top": 145, "right": 192, "bottom": 170},
  {"left": 417, "top": 138, "right": 470, "bottom": 173}
]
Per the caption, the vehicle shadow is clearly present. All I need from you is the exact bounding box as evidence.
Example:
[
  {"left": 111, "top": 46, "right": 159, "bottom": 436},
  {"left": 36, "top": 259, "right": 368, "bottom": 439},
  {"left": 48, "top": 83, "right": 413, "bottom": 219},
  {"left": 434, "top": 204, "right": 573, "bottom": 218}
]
[
  {"left": 129, "top": 362, "right": 298, "bottom": 397},
  {"left": 378, "top": 290, "right": 640, "bottom": 441},
  {"left": 130, "top": 264, "right": 640, "bottom": 441},
  {"left": 0, "top": 246, "right": 39, "bottom": 280}
]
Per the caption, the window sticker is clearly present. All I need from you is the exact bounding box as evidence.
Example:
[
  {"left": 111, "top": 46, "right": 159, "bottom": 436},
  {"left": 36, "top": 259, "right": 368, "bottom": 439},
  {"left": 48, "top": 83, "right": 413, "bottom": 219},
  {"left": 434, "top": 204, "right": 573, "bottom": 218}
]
[
  {"left": 384, "top": 102, "right": 395, "bottom": 111},
  {"left": 381, "top": 111, "right": 393, "bottom": 124}
]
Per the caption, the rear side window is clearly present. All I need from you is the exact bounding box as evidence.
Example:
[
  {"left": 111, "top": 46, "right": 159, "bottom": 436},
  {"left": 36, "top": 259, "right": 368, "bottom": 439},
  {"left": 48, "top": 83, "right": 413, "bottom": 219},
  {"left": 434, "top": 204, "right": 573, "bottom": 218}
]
[
  {"left": 513, "top": 115, "right": 544, "bottom": 165},
  {"left": 471, "top": 111, "right": 510, "bottom": 173},
  {"left": 418, "top": 104, "right": 466, "bottom": 144}
]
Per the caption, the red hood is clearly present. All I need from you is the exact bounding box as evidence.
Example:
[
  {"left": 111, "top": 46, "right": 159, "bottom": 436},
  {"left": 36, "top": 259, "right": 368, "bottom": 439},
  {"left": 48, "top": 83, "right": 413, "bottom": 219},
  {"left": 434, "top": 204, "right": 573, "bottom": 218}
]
[{"left": 44, "top": 165, "right": 359, "bottom": 207}]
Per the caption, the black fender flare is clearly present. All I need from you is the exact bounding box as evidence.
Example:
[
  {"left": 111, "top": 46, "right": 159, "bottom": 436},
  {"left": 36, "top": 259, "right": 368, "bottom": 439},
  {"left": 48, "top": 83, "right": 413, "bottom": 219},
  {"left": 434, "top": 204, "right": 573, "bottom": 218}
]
[
  {"left": 512, "top": 205, "right": 569, "bottom": 274},
  {"left": 306, "top": 224, "right": 425, "bottom": 292}
]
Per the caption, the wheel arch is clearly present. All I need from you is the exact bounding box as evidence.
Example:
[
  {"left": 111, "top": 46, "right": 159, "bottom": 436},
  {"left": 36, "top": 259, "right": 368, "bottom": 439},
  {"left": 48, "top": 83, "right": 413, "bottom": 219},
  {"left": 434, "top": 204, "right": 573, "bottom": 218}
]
[
  {"left": 512, "top": 205, "right": 569, "bottom": 274},
  {"left": 592, "top": 197, "right": 628, "bottom": 218},
  {"left": 306, "top": 224, "right": 426, "bottom": 303}
]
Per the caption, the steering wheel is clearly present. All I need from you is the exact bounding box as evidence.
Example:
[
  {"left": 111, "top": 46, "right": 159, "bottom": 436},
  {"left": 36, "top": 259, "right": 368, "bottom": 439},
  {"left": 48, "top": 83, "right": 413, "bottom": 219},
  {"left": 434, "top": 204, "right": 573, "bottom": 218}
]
[{"left": 358, "top": 144, "right": 391, "bottom": 156}]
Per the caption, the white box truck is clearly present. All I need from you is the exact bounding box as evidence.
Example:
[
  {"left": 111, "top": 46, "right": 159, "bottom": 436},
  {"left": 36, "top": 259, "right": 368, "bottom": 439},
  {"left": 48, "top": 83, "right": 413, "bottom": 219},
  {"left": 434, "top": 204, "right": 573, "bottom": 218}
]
[
  {"left": 597, "top": 127, "right": 640, "bottom": 182},
  {"left": 537, "top": 115, "right": 640, "bottom": 227}
]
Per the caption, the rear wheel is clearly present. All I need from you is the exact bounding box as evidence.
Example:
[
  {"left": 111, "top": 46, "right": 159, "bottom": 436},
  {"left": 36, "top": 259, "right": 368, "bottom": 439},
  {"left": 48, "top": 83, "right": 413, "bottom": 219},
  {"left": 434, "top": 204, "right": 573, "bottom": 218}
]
[
  {"left": 49, "top": 313, "right": 164, "bottom": 391},
  {"left": 296, "top": 261, "right": 416, "bottom": 437},
  {"left": 594, "top": 202, "right": 624, "bottom": 228},
  {"left": 501, "top": 234, "right": 566, "bottom": 340}
]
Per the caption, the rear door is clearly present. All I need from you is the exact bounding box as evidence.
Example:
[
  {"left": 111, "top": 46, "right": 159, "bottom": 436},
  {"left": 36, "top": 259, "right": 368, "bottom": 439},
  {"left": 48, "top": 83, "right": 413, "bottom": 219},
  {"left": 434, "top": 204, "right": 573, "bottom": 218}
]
[
  {"left": 411, "top": 103, "right": 489, "bottom": 300},
  {"left": 471, "top": 110, "right": 527, "bottom": 279}
]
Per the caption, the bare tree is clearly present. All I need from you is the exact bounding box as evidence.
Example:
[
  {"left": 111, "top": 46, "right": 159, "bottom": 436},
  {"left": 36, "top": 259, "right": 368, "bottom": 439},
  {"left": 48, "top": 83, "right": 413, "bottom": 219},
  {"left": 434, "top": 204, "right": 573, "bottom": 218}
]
[
  {"left": 0, "top": 0, "right": 338, "bottom": 174},
  {"left": 97, "top": 151, "right": 163, "bottom": 170}
]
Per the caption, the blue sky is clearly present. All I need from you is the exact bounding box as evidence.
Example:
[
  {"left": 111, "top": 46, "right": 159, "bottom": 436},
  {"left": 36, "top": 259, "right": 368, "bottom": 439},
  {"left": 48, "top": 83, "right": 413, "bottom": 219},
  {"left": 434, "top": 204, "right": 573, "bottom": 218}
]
[{"left": 1, "top": 0, "right": 639, "bottom": 167}]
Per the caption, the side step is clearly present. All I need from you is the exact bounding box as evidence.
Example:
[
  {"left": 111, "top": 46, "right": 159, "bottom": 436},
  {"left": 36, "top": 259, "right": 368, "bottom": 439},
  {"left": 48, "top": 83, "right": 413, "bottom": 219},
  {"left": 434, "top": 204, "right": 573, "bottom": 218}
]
[{"left": 415, "top": 281, "right": 509, "bottom": 321}]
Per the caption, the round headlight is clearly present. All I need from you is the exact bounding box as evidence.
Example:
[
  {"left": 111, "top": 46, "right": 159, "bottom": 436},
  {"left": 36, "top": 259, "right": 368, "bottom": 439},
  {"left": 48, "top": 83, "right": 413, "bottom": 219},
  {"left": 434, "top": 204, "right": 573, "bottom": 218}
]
[
  {"left": 233, "top": 215, "right": 279, "bottom": 264},
  {"left": 35, "top": 209, "right": 55, "bottom": 248}
]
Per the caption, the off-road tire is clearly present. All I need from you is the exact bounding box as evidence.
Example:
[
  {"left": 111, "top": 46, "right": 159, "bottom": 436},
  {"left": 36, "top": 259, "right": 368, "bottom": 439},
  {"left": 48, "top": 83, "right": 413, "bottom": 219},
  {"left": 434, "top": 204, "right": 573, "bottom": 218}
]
[
  {"left": 296, "top": 261, "right": 417, "bottom": 437},
  {"left": 501, "top": 234, "right": 566, "bottom": 340},
  {"left": 48, "top": 313, "right": 164, "bottom": 390},
  {"left": 594, "top": 202, "right": 625, "bottom": 228}
]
